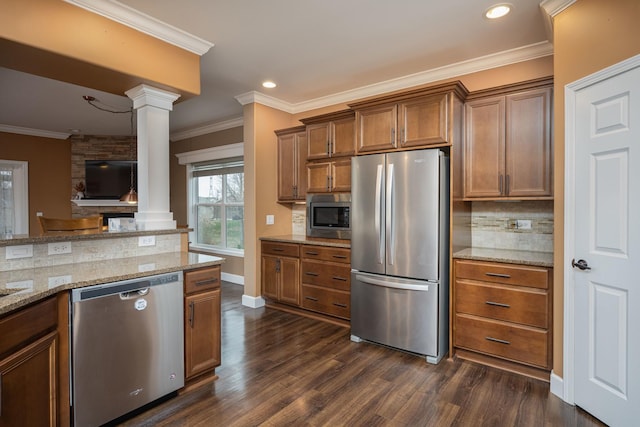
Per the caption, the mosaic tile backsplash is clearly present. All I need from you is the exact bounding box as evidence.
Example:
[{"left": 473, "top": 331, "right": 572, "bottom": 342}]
[{"left": 471, "top": 201, "right": 553, "bottom": 252}]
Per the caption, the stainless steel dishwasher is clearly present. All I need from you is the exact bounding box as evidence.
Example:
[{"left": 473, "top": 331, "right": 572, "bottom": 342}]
[{"left": 71, "top": 272, "right": 185, "bottom": 427}]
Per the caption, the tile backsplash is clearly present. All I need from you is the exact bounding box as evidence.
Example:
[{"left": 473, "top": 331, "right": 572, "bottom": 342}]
[
  {"left": 292, "top": 204, "right": 306, "bottom": 235},
  {"left": 471, "top": 201, "right": 553, "bottom": 252}
]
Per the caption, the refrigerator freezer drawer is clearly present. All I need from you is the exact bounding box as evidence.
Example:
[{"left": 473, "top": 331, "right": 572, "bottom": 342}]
[{"left": 351, "top": 272, "right": 441, "bottom": 358}]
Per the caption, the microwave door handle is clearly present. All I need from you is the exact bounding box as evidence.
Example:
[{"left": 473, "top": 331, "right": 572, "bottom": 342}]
[
  {"left": 375, "top": 164, "right": 384, "bottom": 264},
  {"left": 386, "top": 162, "right": 394, "bottom": 266}
]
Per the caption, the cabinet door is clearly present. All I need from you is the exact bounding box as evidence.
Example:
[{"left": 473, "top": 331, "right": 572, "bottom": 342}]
[
  {"left": 332, "top": 117, "right": 356, "bottom": 157},
  {"left": 307, "top": 162, "right": 331, "bottom": 193},
  {"left": 295, "top": 132, "right": 308, "bottom": 200},
  {"left": 0, "top": 331, "right": 57, "bottom": 427},
  {"left": 277, "top": 133, "right": 297, "bottom": 200},
  {"left": 399, "top": 93, "right": 448, "bottom": 148},
  {"left": 505, "top": 87, "right": 552, "bottom": 197},
  {"left": 356, "top": 104, "right": 397, "bottom": 153},
  {"left": 185, "top": 290, "right": 221, "bottom": 379},
  {"left": 261, "top": 255, "right": 279, "bottom": 300},
  {"left": 464, "top": 96, "right": 505, "bottom": 198},
  {"left": 331, "top": 159, "right": 351, "bottom": 192},
  {"left": 307, "top": 122, "right": 330, "bottom": 160},
  {"left": 279, "top": 257, "right": 300, "bottom": 306}
]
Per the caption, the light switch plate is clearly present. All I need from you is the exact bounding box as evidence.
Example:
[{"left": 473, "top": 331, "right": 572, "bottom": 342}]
[{"left": 266, "top": 215, "right": 275, "bottom": 225}]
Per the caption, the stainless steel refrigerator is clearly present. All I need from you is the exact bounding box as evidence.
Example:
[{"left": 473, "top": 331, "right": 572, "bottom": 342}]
[{"left": 350, "top": 148, "right": 449, "bottom": 364}]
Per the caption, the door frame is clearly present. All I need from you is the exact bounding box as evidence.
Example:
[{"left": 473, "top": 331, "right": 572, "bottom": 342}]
[{"left": 562, "top": 53, "right": 640, "bottom": 404}]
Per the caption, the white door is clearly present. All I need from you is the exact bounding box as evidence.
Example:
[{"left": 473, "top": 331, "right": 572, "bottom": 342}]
[{"left": 570, "top": 58, "right": 640, "bottom": 426}]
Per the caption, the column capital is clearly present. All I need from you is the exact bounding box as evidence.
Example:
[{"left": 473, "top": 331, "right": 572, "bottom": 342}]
[{"left": 126, "top": 84, "right": 181, "bottom": 110}]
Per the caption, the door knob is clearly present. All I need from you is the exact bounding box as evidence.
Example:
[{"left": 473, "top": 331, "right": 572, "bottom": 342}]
[{"left": 571, "top": 258, "right": 591, "bottom": 271}]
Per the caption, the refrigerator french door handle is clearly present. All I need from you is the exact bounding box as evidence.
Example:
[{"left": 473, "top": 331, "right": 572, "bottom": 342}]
[
  {"left": 355, "top": 273, "right": 432, "bottom": 292},
  {"left": 375, "top": 164, "right": 384, "bottom": 264},
  {"left": 386, "top": 163, "right": 395, "bottom": 266}
]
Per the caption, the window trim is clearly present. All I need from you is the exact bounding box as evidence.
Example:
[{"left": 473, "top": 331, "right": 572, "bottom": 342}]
[
  {"left": 0, "top": 160, "right": 29, "bottom": 235},
  {"left": 176, "top": 143, "right": 244, "bottom": 257}
]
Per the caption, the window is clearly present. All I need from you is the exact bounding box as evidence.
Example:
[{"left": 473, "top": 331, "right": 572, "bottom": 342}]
[
  {"left": 0, "top": 160, "right": 28, "bottom": 235},
  {"left": 192, "top": 158, "right": 244, "bottom": 252}
]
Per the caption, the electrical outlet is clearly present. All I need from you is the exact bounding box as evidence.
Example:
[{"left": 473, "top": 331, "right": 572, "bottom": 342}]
[
  {"left": 48, "top": 241, "right": 72, "bottom": 255},
  {"left": 138, "top": 263, "right": 156, "bottom": 272},
  {"left": 6, "top": 245, "right": 33, "bottom": 260},
  {"left": 138, "top": 235, "right": 156, "bottom": 247},
  {"left": 266, "top": 215, "right": 275, "bottom": 225},
  {"left": 516, "top": 219, "right": 532, "bottom": 230},
  {"left": 48, "top": 275, "right": 72, "bottom": 289}
]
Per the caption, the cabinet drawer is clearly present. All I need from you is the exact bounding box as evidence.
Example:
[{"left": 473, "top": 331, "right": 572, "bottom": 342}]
[
  {"left": 455, "top": 280, "right": 548, "bottom": 328},
  {"left": 301, "top": 260, "right": 350, "bottom": 291},
  {"left": 301, "top": 245, "right": 350, "bottom": 263},
  {"left": 455, "top": 260, "right": 549, "bottom": 289},
  {"left": 185, "top": 266, "right": 221, "bottom": 294},
  {"left": 455, "top": 314, "right": 549, "bottom": 368},
  {"left": 0, "top": 297, "right": 57, "bottom": 357},
  {"left": 262, "top": 241, "right": 300, "bottom": 257},
  {"left": 301, "top": 285, "right": 350, "bottom": 320}
]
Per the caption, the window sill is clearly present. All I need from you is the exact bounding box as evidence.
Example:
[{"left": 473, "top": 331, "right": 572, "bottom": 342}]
[{"left": 189, "top": 244, "right": 244, "bottom": 258}]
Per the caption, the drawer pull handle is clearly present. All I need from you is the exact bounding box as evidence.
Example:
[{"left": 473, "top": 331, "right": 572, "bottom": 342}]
[
  {"left": 485, "top": 336, "right": 510, "bottom": 345},
  {"left": 305, "top": 251, "right": 319, "bottom": 256},
  {"left": 195, "top": 278, "right": 218, "bottom": 286},
  {"left": 305, "top": 272, "right": 320, "bottom": 277},
  {"left": 332, "top": 255, "right": 348, "bottom": 259},
  {"left": 305, "top": 296, "right": 319, "bottom": 302},
  {"left": 485, "top": 301, "right": 510, "bottom": 308},
  {"left": 332, "top": 302, "right": 348, "bottom": 308},
  {"left": 485, "top": 272, "right": 511, "bottom": 279},
  {"left": 332, "top": 276, "right": 348, "bottom": 281},
  {"left": 271, "top": 248, "right": 285, "bottom": 252}
]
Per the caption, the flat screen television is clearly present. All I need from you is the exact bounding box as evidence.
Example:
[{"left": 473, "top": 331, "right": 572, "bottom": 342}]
[{"left": 85, "top": 160, "right": 137, "bottom": 199}]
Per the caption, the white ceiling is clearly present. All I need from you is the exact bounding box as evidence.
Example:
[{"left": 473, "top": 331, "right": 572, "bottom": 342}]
[{"left": 0, "top": 0, "right": 552, "bottom": 139}]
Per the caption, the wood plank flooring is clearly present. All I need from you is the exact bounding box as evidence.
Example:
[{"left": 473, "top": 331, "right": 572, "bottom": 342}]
[{"left": 119, "top": 282, "right": 605, "bottom": 427}]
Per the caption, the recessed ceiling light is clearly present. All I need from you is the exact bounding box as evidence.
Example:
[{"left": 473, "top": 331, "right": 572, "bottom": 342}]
[
  {"left": 262, "top": 81, "right": 276, "bottom": 89},
  {"left": 485, "top": 3, "right": 512, "bottom": 19}
]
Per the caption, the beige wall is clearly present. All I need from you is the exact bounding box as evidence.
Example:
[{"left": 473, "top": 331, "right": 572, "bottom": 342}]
[
  {"left": 0, "top": 132, "right": 71, "bottom": 234},
  {"left": 552, "top": 0, "right": 640, "bottom": 377},
  {"left": 170, "top": 126, "right": 245, "bottom": 277}
]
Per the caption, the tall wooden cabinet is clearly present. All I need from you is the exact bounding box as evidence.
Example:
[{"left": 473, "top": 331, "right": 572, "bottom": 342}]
[
  {"left": 184, "top": 265, "right": 221, "bottom": 388},
  {"left": 0, "top": 297, "right": 58, "bottom": 427},
  {"left": 276, "top": 126, "right": 307, "bottom": 202},
  {"left": 464, "top": 77, "right": 553, "bottom": 200}
]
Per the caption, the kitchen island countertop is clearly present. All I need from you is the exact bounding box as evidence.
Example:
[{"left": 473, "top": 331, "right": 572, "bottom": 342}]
[
  {"left": 0, "top": 252, "right": 223, "bottom": 315},
  {"left": 453, "top": 247, "right": 553, "bottom": 268}
]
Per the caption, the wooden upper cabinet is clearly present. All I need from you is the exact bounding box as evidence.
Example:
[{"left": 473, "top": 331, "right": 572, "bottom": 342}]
[
  {"left": 399, "top": 93, "right": 449, "bottom": 148},
  {"left": 464, "top": 77, "right": 553, "bottom": 200},
  {"left": 303, "top": 110, "right": 356, "bottom": 160},
  {"left": 307, "top": 158, "right": 351, "bottom": 193},
  {"left": 350, "top": 81, "right": 468, "bottom": 155},
  {"left": 276, "top": 126, "right": 307, "bottom": 202}
]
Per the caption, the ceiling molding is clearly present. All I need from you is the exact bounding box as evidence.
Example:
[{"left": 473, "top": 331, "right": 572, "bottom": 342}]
[
  {"left": 171, "top": 117, "right": 244, "bottom": 142},
  {"left": 0, "top": 124, "right": 71, "bottom": 140},
  {"left": 175, "top": 142, "right": 244, "bottom": 164},
  {"left": 235, "top": 41, "right": 554, "bottom": 116},
  {"left": 63, "top": 0, "right": 214, "bottom": 55},
  {"left": 540, "top": 0, "right": 576, "bottom": 42}
]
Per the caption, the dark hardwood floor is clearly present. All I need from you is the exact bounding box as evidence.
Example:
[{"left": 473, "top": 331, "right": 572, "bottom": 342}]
[{"left": 120, "top": 282, "right": 604, "bottom": 427}]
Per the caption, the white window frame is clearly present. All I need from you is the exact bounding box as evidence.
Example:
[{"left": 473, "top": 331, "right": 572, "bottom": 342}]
[
  {"left": 176, "top": 143, "right": 244, "bottom": 257},
  {"left": 0, "top": 160, "right": 29, "bottom": 235}
]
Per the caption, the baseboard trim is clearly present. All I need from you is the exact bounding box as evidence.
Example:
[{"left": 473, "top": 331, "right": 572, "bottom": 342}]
[
  {"left": 550, "top": 371, "right": 567, "bottom": 402},
  {"left": 222, "top": 272, "right": 244, "bottom": 285},
  {"left": 242, "top": 294, "right": 265, "bottom": 308}
]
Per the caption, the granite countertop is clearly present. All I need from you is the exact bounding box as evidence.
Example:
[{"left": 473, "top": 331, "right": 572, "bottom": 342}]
[
  {"left": 453, "top": 247, "right": 553, "bottom": 268},
  {"left": 0, "top": 228, "right": 189, "bottom": 247},
  {"left": 260, "top": 234, "right": 351, "bottom": 249},
  {"left": 0, "top": 252, "right": 224, "bottom": 315}
]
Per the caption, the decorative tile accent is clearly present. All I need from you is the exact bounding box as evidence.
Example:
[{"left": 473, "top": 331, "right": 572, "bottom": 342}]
[
  {"left": 471, "top": 201, "right": 553, "bottom": 252},
  {"left": 292, "top": 204, "right": 306, "bottom": 236}
]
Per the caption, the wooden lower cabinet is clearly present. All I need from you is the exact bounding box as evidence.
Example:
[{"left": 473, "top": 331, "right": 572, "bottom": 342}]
[
  {"left": 0, "top": 297, "right": 58, "bottom": 427},
  {"left": 452, "top": 259, "right": 552, "bottom": 380},
  {"left": 261, "top": 240, "right": 351, "bottom": 322},
  {"left": 184, "top": 266, "right": 221, "bottom": 388}
]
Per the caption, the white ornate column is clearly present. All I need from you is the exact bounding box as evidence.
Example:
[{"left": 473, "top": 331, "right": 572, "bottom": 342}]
[{"left": 126, "top": 84, "right": 180, "bottom": 230}]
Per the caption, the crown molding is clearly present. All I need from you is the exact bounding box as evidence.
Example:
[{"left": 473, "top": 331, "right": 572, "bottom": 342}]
[
  {"left": 171, "top": 117, "right": 244, "bottom": 142},
  {"left": 0, "top": 124, "right": 71, "bottom": 140},
  {"left": 63, "top": 0, "right": 214, "bottom": 55},
  {"left": 234, "top": 41, "right": 553, "bottom": 115},
  {"left": 175, "top": 142, "right": 244, "bottom": 165},
  {"left": 540, "top": 0, "right": 576, "bottom": 42}
]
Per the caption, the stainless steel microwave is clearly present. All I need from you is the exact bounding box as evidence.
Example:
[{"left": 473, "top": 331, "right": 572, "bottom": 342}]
[{"left": 306, "top": 194, "right": 351, "bottom": 239}]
